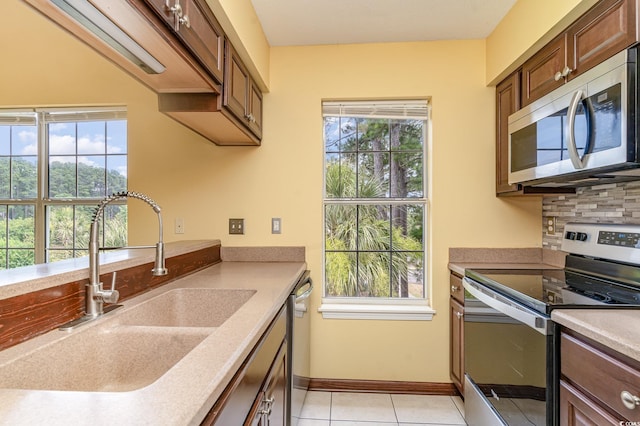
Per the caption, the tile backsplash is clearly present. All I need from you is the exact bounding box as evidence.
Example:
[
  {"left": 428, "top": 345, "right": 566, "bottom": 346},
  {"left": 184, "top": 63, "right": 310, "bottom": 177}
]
[{"left": 542, "top": 181, "right": 640, "bottom": 250}]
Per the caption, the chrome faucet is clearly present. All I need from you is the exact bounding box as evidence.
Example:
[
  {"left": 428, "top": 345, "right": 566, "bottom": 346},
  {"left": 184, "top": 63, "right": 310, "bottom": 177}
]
[{"left": 61, "top": 191, "right": 167, "bottom": 330}]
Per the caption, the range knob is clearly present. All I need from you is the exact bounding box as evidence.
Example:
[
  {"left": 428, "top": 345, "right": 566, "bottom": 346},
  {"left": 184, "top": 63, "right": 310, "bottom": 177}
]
[
  {"left": 576, "top": 232, "right": 588, "bottom": 242},
  {"left": 565, "top": 231, "right": 577, "bottom": 240}
]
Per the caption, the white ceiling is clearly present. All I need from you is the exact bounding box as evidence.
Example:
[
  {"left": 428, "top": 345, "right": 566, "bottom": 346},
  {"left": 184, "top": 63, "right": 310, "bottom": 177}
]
[{"left": 250, "top": 0, "right": 517, "bottom": 46}]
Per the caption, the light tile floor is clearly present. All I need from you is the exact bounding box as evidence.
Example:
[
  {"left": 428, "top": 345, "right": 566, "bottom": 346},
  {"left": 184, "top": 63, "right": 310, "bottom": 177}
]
[{"left": 299, "top": 391, "right": 467, "bottom": 426}]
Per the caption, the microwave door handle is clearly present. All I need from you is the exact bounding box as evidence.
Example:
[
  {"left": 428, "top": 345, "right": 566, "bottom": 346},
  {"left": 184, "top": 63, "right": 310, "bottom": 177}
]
[{"left": 567, "top": 90, "right": 588, "bottom": 169}]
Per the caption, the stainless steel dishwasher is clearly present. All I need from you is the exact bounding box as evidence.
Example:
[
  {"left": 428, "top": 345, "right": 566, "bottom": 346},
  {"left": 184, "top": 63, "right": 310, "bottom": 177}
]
[{"left": 287, "top": 270, "right": 312, "bottom": 426}]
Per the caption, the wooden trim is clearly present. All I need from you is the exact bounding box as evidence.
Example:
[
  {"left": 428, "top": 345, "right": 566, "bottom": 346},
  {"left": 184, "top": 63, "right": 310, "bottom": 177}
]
[
  {"left": 308, "top": 378, "right": 460, "bottom": 396},
  {"left": 0, "top": 245, "right": 221, "bottom": 351}
]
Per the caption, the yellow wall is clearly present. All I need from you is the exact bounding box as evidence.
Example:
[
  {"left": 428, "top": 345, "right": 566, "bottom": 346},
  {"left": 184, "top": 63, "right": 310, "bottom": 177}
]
[
  {"left": 6, "top": 0, "right": 547, "bottom": 383},
  {"left": 486, "top": 0, "right": 597, "bottom": 84}
]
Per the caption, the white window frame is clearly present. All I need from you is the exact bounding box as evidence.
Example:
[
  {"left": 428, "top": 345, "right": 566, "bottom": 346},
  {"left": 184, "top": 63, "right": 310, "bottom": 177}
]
[{"left": 319, "top": 100, "right": 434, "bottom": 320}]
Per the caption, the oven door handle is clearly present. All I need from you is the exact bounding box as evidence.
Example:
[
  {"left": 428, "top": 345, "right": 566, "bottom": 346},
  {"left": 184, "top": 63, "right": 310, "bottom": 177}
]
[{"left": 463, "top": 277, "right": 551, "bottom": 335}]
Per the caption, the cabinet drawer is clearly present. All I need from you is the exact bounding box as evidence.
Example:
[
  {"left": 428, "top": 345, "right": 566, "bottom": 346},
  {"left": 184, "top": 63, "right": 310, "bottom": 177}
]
[
  {"left": 450, "top": 273, "right": 464, "bottom": 304},
  {"left": 561, "top": 332, "right": 640, "bottom": 420}
]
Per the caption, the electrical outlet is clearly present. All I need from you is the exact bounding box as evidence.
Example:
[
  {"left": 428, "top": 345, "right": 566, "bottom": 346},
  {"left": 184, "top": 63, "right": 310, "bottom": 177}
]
[
  {"left": 229, "top": 218, "right": 244, "bottom": 235},
  {"left": 272, "top": 218, "right": 281, "bottom": 234},
  {"left": 544, "top": 217, "right": 556, "bottom": 235},
  {"left": 175, "top": 217, "right": 185, "bottom": 234}
]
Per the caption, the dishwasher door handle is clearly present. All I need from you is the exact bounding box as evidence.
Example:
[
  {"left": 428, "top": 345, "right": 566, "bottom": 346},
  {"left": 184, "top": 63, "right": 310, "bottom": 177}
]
[{"left": 295, "top": 271, "right": 313, "bottom": 303}]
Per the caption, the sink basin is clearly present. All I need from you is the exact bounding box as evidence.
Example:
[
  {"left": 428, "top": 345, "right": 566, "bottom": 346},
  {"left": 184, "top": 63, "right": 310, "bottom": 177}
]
[
  {"left": 0, "top": 326, "right": 208, "bottom": 392},
  {"left": 117, "top": 288, "right": 257, "bottom": 327}
]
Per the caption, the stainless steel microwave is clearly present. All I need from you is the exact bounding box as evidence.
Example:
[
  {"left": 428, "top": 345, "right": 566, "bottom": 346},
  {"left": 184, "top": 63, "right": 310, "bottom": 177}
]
[{"left": 508, "top": 47, "right": 640, "bottom": 187}]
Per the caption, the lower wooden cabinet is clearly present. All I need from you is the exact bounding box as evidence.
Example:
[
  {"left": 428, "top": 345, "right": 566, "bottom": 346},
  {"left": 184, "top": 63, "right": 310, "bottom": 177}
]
[
  {"left": 449, "top": 272, "right": 464, "bottom": 394},
  {"left": 560, "top": 330, "right": 640, "bottom": 425},
  {"left": 202, "top": 305, "right": 287, "bottom": 425},
  {"left": 245, "top": 343, "right": 287, "bottom": 425}
]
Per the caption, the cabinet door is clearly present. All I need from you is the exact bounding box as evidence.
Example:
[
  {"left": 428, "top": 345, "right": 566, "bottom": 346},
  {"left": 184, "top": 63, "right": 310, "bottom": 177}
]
[
  {"left": 450, "top": 298, "right": 464, "bottom": 394},
  {"left": 180, "top": 0, "right": 225, "bottom": 83},
  {"left": 262, "top": 343, "right": 287, "bottom": 426},
  {"left": 246, "top": 80, "right": 263, "bottom": 139},
  {"left": 567, "top": 0, "right": 636, "bottom": 81},
  {"left": 223, "top": 41, "right": 250, "bottom": 124},
  {"left": 521, "top": 35, "right": 566, "bottom": 107},
  {"left": 495, "top": 71, "right": 521, "bottom": 195},
  {"left": 560, "top": 381, "right": 619, "bottom": 426}
]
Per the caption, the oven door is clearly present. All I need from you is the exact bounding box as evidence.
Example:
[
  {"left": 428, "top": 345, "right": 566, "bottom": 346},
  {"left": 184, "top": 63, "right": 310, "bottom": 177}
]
[{"left": 463, "top": 277, "right": 557, "bottom": 426}]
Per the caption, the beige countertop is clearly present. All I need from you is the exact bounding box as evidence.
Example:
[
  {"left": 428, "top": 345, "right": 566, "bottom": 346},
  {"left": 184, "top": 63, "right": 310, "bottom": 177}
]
[
  {"left": 552, "top": 309, "right": 640, "bottom": 362},
  {"left": 0, "top": 251, "right": 306, "bottom": 425}
]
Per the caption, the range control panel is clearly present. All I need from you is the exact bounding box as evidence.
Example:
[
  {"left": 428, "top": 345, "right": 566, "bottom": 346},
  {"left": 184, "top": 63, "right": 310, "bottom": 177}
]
[
  {"left": 597, "top": 231, "right": 640, "bottom": 248},
  {"left": 561, "top": 223, "right": 640, "bottom": 265}
]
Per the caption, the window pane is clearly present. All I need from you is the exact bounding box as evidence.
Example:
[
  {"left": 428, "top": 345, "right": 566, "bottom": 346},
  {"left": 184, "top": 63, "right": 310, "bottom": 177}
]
[
  {"left": 391, "top": 152, "right": 423, "bottom": 198},
  {"left": 391, "top": 204, "right": 423, "bottom": 250},
  {"left": 107, "top": 120, "right": 127, "bottom": 154},
  {"left": 48, "top": 205, "right": 74, "bottom": 249},
  {"left": 49, "top": 122, "right": 76, "bottom": 155},
  {"left": 0, "top": 158, "right": 9, "bottom": 198},
  {"left": 325, "top": 153, "right": 357, "bottom": 198},
  {"left": 107, "top": 155, "right": 127, "bottom": 195},
  {"left": 74, "top": 205, "right": 94, "bottom": 249},
  {"left": 358, "top": 118, "right": 389, "bottom": 151},
  {"left": 103, "top": 204, "right": 127, "bottom": 248},
  {"left": 357, "top": 204, "right": 390, "bottom": 251},
  {"left": 11, "top": 157, "right": 37, "bottom": 198},
  {"left": 324, "top": 116, "right": 341, "bottom": 152},
  {"left": 0, "top": 126, "right": 9, "bottom": 155},
  {"left": 358, "top": 152, "right": 389, "bottom": 197},
  {"left": 358, "top": 251, "right": 391, "bottom": 297},
  {"left": 6, "top": 205, "right": 35, "bottom": 268},
  {"left": 392, "top": 251, "right": 424, "bottom": 298},
  {"left": 12, "top": 125, "right": 37, "bottom": 156},
  {"left": 77, "top": 121, "right": 106, "bottom": 155},
  {"left": 78, "top": 156, "right": 106, "bottom": 198},
  {"left": 325, "top": 251, "right": 356, "bottom": 297},
  {"left": 325, "top": 204, "right": 357, "bottom": 250},
  {"left": 49, "top": 156, "right": 77, "bottom": 198}
]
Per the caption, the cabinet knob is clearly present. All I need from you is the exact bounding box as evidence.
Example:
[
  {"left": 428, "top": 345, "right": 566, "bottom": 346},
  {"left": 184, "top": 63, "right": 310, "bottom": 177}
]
[
  {"left": 245, "top": 114, "right": 256, "bottom": 123},
  {"left": 554, "top": 66, "right": 573, "bottom": 81},
  {"left": 621, "top": 391, "right": 640, "bottom": 410},
  {"left": 179, "top": 14, "right": 190, "bottom": 28},
  {"left": 451, "top": 285, "right": 459, "bottom": 293},
  {"left": 456, "top": 312, "right": 463, "bottom": 319}
]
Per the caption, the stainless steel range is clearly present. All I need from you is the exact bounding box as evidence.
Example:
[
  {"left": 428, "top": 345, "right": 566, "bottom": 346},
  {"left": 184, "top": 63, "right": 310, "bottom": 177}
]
[{"left": 462, "top": 223, "right": 640, "bottom": 426}]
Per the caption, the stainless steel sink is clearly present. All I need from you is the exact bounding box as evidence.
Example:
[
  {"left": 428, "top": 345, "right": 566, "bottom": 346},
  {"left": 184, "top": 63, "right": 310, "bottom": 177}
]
[
  {"left": 0, "top": 326, "right": 208, "bottom": 392},
  {"left": 116, "top": 288, "right": 257, "bottom": 327}
]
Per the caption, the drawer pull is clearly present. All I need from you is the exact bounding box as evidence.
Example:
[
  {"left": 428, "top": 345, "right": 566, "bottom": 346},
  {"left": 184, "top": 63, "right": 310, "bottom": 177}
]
[
  {"left": 451, "top": 285, "right": 459, "bottom": 292},
  {"left": 621, "top": 391, "right": 640, "bottom": 410},
  {"left": 456, "top": 312, "right": 463, "bottom": 319}
]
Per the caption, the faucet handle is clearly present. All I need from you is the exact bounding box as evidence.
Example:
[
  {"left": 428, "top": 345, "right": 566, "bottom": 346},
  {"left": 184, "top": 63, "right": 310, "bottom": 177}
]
[{"left": 101, "top": 272, "right": 120, "bottom": 304}]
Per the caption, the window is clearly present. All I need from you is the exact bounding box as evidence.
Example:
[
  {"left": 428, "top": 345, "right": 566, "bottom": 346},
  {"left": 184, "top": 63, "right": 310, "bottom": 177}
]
[
  {"left": 321, "top": 100, "right": 431, "bottom": 320},
  {"left": 0, "top": 107, "right": 127, "bottom": 269}
]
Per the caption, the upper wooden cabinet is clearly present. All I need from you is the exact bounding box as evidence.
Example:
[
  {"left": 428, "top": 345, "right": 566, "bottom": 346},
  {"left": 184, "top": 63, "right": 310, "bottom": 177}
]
[
  {"left": 522, "top": 0, "right": 636, "bottom": 107},
  {"left": 143, "top": 0, "right": 225, "bottom": 84},
  {"left": 223, "top": 40, "right": 263, "bottom": 140},
  {"left": 496, "top": 0, "right": 636, "bottom": 195},
  {"left": 24, "top": 0, "right": 219, "bottom": 94},
  {"left": 496, "top": 71, "right": 521, "bottom": 195}
]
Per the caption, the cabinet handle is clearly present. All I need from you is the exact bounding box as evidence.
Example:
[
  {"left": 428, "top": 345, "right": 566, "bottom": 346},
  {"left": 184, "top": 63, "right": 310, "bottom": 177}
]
[
  {"left": 456, "top": 312, "right": 463, "bottom": 319},
  {"left": 554, "top": 65, "right": 573, "bottom": 81},
  {"left": 621, "top": 391, "right": 640, "bottom": 410},
  {"left": 179, "top": 14, "right": 190, "bottom": 28},
  {"left": 245, "top": 113, "right": 256, "bottom": 123},
  {"left": 451, "top": 285, "right": 459, "bottom": 292}
]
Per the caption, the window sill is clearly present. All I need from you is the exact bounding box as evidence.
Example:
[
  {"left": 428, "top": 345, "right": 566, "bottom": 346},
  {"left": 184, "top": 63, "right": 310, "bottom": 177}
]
[{"left": 318, "top": 302, "right": 435, "bottom": 321}]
